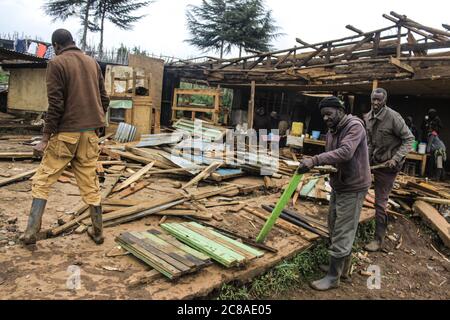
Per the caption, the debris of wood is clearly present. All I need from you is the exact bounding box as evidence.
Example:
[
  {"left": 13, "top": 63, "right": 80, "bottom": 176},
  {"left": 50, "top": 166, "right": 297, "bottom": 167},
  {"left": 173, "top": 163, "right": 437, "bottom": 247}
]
[
  {"left": 161, "top": 222, "right": 264, "bottom": 268},
  {"left": 113, "top": 161, "right": 155, "bottom": 192},
  {"left": 116, "top": 229, "right": 211, "bottom": 279},
  {"left": 182, "top": 161, "right": 222, "bottom": 189},
  {"left": 413, "top": 200, "right": 450, "bottom": 248},
  {"left": 0, "top": 168, "right": 38, "bottom": 187}
]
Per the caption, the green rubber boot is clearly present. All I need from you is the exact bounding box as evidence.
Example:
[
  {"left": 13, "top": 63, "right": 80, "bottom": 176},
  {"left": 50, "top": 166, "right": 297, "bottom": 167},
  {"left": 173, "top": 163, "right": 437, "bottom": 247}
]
[
  {"left": 310, "top": 256, "right": 345, "bottom": 291},
  {"left": 87, "top": 205, "right": 104, "bottom": 245},
  {"left": 21, "top": 198, "right": 47, "bottom": 245},
  {"left": 319, "top": 254, "right": 352, "bottom": 280}
]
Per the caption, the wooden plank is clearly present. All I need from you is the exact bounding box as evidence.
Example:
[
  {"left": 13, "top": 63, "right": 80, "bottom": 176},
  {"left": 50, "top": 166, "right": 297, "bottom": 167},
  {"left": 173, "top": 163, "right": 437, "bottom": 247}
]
[
  {"left": 182, "top": 223, "right": 255, "bottom": 261},
  {"left": 186, "top": 222, "right": 263, "bottom": 258},
  {"left": 84, "top": 194, "right": 185, "bottom": 225},
  {"left": 0, "top": 152, "right": 35, "bottom": 159},
  {"left": 0, "top": 168, "right": 38, "bottom": 187},
  {"left": 182, "top": 161, "right": 222, "bottom": 189},
  {"left": 416, "top": 197, "right": 450, "bottom": 206},
  {"left": 243, "top": 206, "right": 307, "bottom": 238},
  {"left": 117, "top": 237, "right": 183, "bottom": 279},
  {"left": 389, "top": 56, "right": 415, "bottom": 73},
  {"left": 161, "top": 223, "right": 246, "bottom": 267},
  {"left": 139, "top": 231, "right": 204, "bottom": 268},
  {"left": 113, "top": 161, "right": 155, "bottom": 192},
  {"left": 248, "top": 80, "right": 255, "bottom": 129},
  {"left": 114, "top": 180, "right": 150, "bottom": 199},
  {"left": 113, "top": 150, "right": 153, "bottom": 164},
  {"left": 148, "top": 229, "right": 211, "bottom": 262},
  {"left": 413, "top": 200, "right": 450, "bottom": 248},
  {"left": 127, "top": 232, "right": 192, "bottom": 272}
]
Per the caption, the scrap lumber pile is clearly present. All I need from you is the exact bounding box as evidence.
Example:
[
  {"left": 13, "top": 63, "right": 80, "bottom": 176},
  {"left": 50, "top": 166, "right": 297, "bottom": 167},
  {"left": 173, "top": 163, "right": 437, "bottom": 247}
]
[
  {"left": 161, "top": 222, "right": 264, "bottom": 267},
  {"left": 116, "top": 229, "right": 211, "bottom": 279}
]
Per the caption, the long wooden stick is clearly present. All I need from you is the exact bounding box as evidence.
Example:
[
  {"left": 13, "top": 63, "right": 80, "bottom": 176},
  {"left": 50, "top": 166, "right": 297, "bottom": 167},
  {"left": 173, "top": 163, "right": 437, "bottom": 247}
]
[
  {"left": 112, "top": 161, "right": 155, "bottom": 192},
  {"left": 0, "top": 168, "right": 38, "bottom": 187}
]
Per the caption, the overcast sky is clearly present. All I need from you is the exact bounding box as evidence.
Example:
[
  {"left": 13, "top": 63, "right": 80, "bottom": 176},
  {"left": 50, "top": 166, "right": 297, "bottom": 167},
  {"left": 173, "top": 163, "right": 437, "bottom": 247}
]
[{"left": 1, "top": 0, "right": 449, "bottom": 59}]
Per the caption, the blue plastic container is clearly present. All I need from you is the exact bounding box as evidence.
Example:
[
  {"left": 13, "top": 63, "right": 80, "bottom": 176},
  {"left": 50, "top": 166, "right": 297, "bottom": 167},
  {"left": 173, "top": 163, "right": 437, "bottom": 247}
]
[{"left": 311, "top": 130, "right": 321, "bottom": 140}]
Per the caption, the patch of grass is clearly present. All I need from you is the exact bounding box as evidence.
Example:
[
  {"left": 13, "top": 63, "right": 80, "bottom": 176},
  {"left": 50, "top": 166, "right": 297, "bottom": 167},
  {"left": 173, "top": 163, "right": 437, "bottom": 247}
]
[
  {"left": 215, "top": 220, "right": 379, "bottom": 300},
  {"left": 0, "top": 71, "right": 8, "bottom": 85},
  {"left": 353, "top": 220, "right": 375, "bottom": 250},
  {"left": 216, "top": 240, "right": 329, "bottom": 300}
]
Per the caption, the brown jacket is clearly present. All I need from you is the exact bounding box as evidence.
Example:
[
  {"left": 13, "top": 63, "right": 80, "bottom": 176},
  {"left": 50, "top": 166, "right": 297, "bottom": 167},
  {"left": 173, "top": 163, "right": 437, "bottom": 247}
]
[
  {"left": 365, "top": 106, "right": 414, "bottom": 170},
  {"left": 43, "top": 45, "right": 110, "bottom": 134}
]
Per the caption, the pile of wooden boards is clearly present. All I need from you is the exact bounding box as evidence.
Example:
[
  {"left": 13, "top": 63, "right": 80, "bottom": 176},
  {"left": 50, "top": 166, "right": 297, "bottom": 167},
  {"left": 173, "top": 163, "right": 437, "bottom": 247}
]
[
  {"left": 116, "top": 229, "right": 211, "bottom": 279},
  {"left": 161, "top": 222, "right": 264, "bottom": 267}
]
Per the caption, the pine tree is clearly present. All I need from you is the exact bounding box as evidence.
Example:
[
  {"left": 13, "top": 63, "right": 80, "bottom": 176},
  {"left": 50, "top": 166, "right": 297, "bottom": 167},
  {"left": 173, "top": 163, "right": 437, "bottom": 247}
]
[
  {"left": 93, "top": 0, "right": 152, "bottom": 54},
  {"left": 42, "top": 0, "right": 97, "bottom": 50},
  {"left": 186, "top": 0, "right": 235, "bottom": 59},
  {"left": 185, "top": 0, "right": 280, "bottom": 59}
]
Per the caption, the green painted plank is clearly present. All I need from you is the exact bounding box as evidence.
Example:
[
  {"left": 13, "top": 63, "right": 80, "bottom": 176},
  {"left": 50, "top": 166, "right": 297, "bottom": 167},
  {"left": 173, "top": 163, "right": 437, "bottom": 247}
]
[
  {"left": 256, "top": 173, "right": 303, "bottom": 243},
  {"left": 161, "top": 223, "right": 246, "bottom": 267},
  {"left": 126, "top": 232, "right": 192, "bottom": 273},
  {"left": 300, "top": 178, "right": 319, "bottom": 196},
  {"left": 139, "top": 231, "right": 202, "bottom": 268},
  {"left": 181, "top": 223, "right": 256, "bottom": 261},
  {"left": 148, "top": 229, "right": 211, "bottom": 261},
  {"left": 188, "top": 223, "right": 264, "bottom": 258},
  {"left": 161, "top": 223, "right": 243, "bottom": 264}
]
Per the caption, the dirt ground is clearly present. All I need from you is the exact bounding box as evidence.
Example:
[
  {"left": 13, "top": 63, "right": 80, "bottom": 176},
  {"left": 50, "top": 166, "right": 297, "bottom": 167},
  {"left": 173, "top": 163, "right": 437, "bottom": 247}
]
[
  {"left": 0, "top": 161, "right": 449, "bottom": 300},
  {"left": 283, "top": 216, "right": 450, "bottom": 300}
]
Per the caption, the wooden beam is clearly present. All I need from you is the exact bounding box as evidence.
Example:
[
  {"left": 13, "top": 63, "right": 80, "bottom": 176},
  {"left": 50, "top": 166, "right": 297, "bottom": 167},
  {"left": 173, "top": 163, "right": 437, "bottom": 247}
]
[
  {"left": 182, "top": 162, "right": 222, "bottom": 189},
  {"left": 248, "top": 80, "right": 256, "bottom": 129},
  {"left": 389, "top": 56, "right": 415, "bottom": 73},
  {"left": 346, "top": 24, "right": 364, "bottom": 35},
  {"left": 113, "top": 161, "right": 155, "bottom": 192},
  {"left": 0, "top": 168, "right": 38, "bottom": 187},
  {"left": 413, "top": 200, "right": 450, "bottom": 248}
]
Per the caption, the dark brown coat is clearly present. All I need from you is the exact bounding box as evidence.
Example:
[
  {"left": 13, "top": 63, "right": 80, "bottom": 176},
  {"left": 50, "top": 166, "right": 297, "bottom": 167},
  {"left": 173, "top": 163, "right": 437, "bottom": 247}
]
[{"left": 43, "top": 45, "right": 110, "bottom": 134}]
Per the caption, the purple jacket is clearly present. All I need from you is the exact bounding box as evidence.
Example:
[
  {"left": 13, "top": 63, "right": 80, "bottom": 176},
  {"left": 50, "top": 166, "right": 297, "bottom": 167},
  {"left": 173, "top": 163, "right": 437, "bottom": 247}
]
[{"left": 311, "top": 114, "right": 371, "bottom": 193}]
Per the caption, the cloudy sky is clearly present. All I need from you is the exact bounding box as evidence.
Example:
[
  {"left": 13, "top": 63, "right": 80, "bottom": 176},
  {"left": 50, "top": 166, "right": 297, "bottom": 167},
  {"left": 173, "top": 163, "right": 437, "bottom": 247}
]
[{"left": 0, "top": 0, "right": 449, "bottom": 59}]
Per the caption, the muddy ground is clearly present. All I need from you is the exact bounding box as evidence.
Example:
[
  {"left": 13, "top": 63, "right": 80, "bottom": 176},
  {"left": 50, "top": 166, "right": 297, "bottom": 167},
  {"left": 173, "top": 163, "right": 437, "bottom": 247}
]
[{"left": 0, "top": 161, "right": 449, "bottom": 300}]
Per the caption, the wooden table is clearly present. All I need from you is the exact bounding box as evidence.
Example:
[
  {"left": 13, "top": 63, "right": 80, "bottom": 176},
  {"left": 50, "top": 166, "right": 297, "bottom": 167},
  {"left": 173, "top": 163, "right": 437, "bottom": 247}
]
[
  {"left": 303, "top": 138, "right": 428, "bottom": 176},
  {"left": 405, "top": 152, "right": 428, "bottom": 176}
]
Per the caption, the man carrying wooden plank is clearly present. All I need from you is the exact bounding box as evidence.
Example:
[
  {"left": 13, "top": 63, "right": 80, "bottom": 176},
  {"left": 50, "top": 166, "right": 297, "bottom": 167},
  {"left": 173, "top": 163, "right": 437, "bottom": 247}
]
[
  {"left": 364, "top": 88, "right": 414, "bottom": 252},
  {"left": 297, "top": 96, "right": 371, "bottom": 291},
  {"left": 21, "top": 29, "right": 110, "bottom": 245}
]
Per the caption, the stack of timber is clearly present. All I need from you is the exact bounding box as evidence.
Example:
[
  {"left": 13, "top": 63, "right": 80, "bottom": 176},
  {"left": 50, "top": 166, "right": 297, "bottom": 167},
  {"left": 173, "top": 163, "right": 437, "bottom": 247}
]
[
  {"left": 116, "top": 229, "right": 211, "bottom": 279},
  {"left": 161, "top": 222, "right": 264, "bottom": 267}
]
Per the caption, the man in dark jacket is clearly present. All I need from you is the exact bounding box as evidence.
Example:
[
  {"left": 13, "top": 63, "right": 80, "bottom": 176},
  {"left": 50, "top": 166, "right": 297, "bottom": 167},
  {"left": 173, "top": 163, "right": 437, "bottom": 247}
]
[
  {"left": 21, "top": 29, "right": 110, "bottom": 245},
  {"left": 364, "top": 88, "right": 414, "bottom": 252},
  {"left": 297, "top": 96, "right": 371, "bottom": 291}
]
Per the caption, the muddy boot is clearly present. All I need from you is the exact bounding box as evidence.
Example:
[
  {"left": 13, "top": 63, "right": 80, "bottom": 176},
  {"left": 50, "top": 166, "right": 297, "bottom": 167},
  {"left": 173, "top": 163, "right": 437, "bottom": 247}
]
[
  {"left": 87, "top": 205, "right": 104, "bottom": 245},
  {"left": 319, "top": 254, "right": 352, "bottom": 281},
  {"left": 364, "top": 222, "right": 386, "bottom": 252},
  {"left": 310, "top": 256, "right": 345, "bottom": 291},
  {"left": 20, "top": 198, "right": 47, "bottom": 245}
]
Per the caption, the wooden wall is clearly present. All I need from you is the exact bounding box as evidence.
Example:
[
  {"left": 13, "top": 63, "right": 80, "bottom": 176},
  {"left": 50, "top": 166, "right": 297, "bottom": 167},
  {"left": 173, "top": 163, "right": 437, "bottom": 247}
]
[
  {"left": 128, "top": 54, "right": 164, "bottom": 112},
  {"left": 7, "top": 68, "right": 48, "bottom": 112}
]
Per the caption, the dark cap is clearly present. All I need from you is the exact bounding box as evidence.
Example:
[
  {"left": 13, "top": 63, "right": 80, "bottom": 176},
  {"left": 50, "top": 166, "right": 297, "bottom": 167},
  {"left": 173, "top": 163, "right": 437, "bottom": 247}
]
[{"left": 319, "top": 96, "right": 344, "bottom": 110}]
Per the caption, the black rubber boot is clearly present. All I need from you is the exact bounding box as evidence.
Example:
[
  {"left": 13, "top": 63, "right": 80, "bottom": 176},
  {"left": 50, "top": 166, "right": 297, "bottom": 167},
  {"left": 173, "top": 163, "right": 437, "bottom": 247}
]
[
  {"left": 364, "top": 223, "right": 386, "bottom": 252},
  {"left": 310, "top": 256, "right": 345, "bottom": 291},
  {"left": 319, "top": 254, "right": 352, "bottom": 281},
  {"left": 21, "top": 198, "right": 47, "bottom": 245},
  {"left": 87, "top": 205, "right": 104, "bottom": 245}
]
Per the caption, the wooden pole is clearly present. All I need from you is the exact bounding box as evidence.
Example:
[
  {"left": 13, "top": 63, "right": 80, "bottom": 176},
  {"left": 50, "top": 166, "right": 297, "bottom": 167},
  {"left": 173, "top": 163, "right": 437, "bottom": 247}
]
[
  {"left": 248, "top": 80, "right": 255, "bottom": 129},
  {"left": 396, "top": 25, "right": 402, "bottom": 58}
]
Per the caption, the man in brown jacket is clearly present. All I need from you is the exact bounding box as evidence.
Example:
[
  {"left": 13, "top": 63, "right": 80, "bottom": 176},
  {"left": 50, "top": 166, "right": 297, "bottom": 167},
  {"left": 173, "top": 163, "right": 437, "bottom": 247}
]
[
  {"left": 364, "top": 88, "right": 414, "bottom": 252},
  {"left": 21, "top": 29, "right": 110, "bottom": 245}
]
